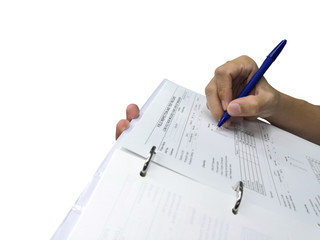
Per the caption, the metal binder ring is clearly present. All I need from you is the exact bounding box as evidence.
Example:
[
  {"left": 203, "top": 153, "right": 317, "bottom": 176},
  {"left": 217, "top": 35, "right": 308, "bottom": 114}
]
[
  {"left": 140, "top": 146, "right": 156, "bottom": 177},
  {"left": 232, "top": 181, "right": 244, "bottom": 215}
]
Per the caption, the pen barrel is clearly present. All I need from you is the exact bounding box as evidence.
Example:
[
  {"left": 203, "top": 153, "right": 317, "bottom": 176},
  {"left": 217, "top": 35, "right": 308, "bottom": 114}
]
[{"left": 237, "top": 57, "right": 274, "bottom": 98}]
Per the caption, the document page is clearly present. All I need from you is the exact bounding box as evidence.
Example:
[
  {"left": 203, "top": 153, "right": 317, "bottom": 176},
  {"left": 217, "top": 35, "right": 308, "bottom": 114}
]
[
  {"left": 122, "top": 80, "right": 320, "bottom": 226},
  {"left": 68, "top": 149, "right": 316, "bottom": 240}
]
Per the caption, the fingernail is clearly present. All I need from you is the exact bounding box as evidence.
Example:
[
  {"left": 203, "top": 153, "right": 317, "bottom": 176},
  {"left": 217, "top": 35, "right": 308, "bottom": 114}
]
[
  {"left": 228, "top": 102, "right": 241, "bottom": 115},
  {"left": 221, "top": 100, "right": 227, "bottom": 111}
]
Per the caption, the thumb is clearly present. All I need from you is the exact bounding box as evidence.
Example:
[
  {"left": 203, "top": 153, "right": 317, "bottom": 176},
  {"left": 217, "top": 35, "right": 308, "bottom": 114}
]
[{"left": 227, "top": 95, "right": 262, "bottom": 118}]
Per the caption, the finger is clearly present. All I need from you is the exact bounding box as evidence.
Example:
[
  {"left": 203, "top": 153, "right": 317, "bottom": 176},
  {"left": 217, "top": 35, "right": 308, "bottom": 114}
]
[
  {"left": 126, "top": 104, "right": 140, "bottom": 121},
  {"left": 206, "top": 58, "right": 245, "bottom": 121},
  {"left": 214, "top": 65, "right": 233, "bottom": 109},
  {"left": 115, "top": 119, "right": 130, "bottom": 140},
  {"left": 227, "top": 95, "right": 264, "bottom": 118},
  {"left": 215, "top": 56, "right": 258, "bottom": 102},
  {"left": 205, "top": 79, "right": 225, "bottom": 120},
  {"left": 214, "top": 57, "right": 250, "bottom": 104}
]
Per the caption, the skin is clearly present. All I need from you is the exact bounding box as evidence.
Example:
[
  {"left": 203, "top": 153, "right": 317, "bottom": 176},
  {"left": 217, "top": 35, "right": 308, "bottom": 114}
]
[
  {"left": 115, "top": 103, "right": 140, "bottom": 140},
  {"left": 116, "top": 56, "right": 320, "bottom": 145},
  {"left": 205, "top": 55, "right": 320, "bottom": 145}
]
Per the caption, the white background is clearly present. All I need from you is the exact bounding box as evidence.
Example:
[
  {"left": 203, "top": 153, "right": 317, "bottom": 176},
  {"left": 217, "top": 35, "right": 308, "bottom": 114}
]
[{"left": 0, "top": 0, "right": 319, "bottom": 239}]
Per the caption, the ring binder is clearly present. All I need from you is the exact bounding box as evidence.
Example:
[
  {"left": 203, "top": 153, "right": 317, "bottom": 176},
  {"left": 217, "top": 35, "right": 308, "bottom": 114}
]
[
  {"left": 140, "top": 146, "right": 156, "bottom": 177},
  {"left": 232, "top": 181, "right": 244, "bottom": 215}
]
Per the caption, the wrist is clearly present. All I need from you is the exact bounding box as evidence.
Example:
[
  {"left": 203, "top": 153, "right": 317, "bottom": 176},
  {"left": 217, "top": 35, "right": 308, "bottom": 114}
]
[{"left": 265, "top": 90, "right": 284, "bottom": 124}]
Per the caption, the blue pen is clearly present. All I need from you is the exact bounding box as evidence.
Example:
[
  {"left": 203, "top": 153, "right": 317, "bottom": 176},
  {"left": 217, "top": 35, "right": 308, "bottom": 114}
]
[{"left": 217, "top": 39, "right": 287, "bottom": 127}]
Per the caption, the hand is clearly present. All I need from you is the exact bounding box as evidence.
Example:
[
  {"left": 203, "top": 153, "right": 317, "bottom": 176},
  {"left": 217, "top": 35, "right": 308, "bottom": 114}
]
[
  {"left": 115, "top": 104, "right": 140, "bottom": 140},
  {"left": 205, "top": 55, "right": 280, "bottom": 127}
]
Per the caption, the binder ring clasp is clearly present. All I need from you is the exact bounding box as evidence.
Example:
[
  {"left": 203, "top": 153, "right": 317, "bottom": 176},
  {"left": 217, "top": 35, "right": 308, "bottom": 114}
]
[
  {"left": 140, "top": 146, "right": 156, "bottom": 177},
  {"left": 232, "top": 181, "right": 244, "bottom": 215}
]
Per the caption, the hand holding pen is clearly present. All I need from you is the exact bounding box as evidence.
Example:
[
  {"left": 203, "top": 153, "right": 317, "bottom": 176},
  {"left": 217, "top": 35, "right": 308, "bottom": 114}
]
[{"left": 205, "top": 40, "right": 287, "bottom": 128}]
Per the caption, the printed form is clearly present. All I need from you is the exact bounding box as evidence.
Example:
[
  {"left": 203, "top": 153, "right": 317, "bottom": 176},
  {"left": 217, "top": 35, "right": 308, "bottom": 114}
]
[{"left": 122, "top": 80, "right": 320, "bottom": 226}]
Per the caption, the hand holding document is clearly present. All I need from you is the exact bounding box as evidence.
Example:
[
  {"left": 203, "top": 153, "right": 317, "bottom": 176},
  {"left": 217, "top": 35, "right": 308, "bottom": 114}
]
[{"left": 53, "top": 80, "right": 320, "bottom": 240}]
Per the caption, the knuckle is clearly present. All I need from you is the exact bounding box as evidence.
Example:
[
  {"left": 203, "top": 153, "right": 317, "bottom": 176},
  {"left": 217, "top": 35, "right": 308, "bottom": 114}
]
[
  {"left": 239, "top": 55, "right": 251, "bottom": 61},
  {"left": 205, "top": 82, "right": 215, "bottom": 96},
  {"left": 214, "top": 63, "right": 232, "bottom": 77},
  {"left": 240, "top": 55, "right": 258, "bottom": 69},
  {"left": 214, "top": 65, "right": 225, "bottom": 76}
]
